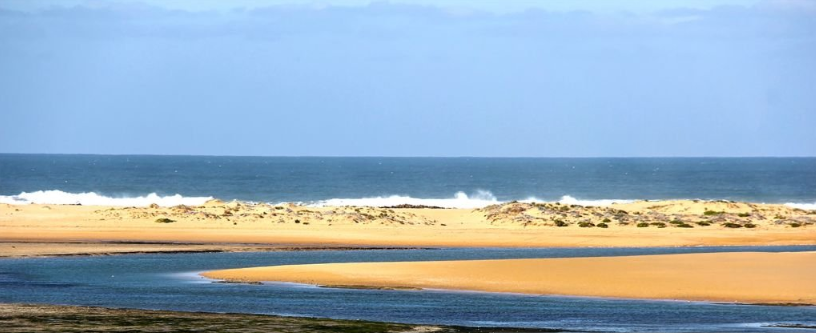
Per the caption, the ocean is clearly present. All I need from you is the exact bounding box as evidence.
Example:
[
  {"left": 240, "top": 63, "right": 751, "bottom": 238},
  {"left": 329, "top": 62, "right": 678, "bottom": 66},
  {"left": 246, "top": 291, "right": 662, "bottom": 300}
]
[{"left": 1, "top": 154, "right": 815, "bottom": 209}]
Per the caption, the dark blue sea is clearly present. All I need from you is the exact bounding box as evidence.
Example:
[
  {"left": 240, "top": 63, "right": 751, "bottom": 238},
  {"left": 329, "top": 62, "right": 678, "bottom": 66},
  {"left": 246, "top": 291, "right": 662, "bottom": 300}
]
[{"left": 1, "top": 154, "right": 815, "bottom": 208}]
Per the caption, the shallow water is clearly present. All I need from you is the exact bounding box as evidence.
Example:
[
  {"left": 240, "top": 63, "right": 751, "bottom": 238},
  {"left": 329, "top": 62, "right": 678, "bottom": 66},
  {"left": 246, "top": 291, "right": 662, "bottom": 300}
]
[{"left": 1, "top": 246, "right": 815, "bottom": 332}]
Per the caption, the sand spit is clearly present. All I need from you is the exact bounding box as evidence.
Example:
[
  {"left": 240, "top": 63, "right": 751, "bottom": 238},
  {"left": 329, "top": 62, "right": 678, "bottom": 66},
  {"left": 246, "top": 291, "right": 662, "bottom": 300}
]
[
  {"left": 203, "top": 251, "right": 816, "bottom": 305},
  {"left": 1, "top": 200, "right": 815, "bottom": 254},
  {"left": 0, "top": 242, "right": 423, "bottom": 258}
]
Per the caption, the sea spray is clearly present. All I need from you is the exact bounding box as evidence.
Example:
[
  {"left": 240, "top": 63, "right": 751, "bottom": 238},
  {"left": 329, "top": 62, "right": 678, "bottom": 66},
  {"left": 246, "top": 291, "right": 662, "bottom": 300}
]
[
  {"left": 308, "top": 190, "right": 500, "bottom": 209},
  {"left": 0, "top": 190, "right": 213, "bottom": 207}
]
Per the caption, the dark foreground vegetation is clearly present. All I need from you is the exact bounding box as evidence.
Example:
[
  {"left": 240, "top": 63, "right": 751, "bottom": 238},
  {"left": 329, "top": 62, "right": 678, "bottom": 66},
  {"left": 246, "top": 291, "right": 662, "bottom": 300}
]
[{"left": 0, "top": 303, "right": 566, "bottom": 333}]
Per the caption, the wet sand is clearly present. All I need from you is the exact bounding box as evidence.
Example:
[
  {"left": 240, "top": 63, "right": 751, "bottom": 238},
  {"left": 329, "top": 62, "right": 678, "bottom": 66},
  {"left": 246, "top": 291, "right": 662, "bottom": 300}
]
[{"left": 0, "top": 242, "right": 415, "bottom": 258}]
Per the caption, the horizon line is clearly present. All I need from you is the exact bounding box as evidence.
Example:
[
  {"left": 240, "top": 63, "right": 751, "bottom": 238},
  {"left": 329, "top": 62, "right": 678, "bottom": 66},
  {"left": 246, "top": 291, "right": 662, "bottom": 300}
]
[{"left": 1, "top": 152, "right": 815, "bottom": 159}]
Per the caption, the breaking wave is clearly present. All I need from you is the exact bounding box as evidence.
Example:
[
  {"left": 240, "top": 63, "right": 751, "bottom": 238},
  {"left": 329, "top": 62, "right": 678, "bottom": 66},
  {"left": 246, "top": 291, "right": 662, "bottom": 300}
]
[
  {"left": 550, "top": 195, "right": 635, "bottom": 207},
  {"left": 785, "top": 202, "right": 816, "bottom": 210},
  {"left": 4, "top": 189, "right": 809, "bottom": 210},
  {"left": 0, "top": 190, "right": 213, "bottom": 207},
  {"left": 310, "top": 190, "right": 500, "bottom": 209},
  {"left": 309, "top": 191, "right": 633, "bottom": 209}
]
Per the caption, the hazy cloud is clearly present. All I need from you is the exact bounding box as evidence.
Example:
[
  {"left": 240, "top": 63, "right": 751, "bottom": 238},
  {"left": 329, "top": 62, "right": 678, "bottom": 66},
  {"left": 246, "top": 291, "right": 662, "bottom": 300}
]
[{"left": 0, "top": 2, "right": 814, "bottom": 156}]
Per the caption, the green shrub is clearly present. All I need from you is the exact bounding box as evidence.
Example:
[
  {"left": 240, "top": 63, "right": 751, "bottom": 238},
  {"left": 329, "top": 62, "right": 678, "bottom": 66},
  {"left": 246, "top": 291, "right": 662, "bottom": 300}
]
[
  {"left": 554, "top": 220, "right": 568, "bottom": 227},
  {"left": 650, "top": 222, "right": 667, "bottom": 228},
  {"left": 637, "top": 222, "right": 649, "bottom": 228},
  {"left": 676, "top": 223, "right": 694, "bottom": 228},
  {"left": 155, "top": 218, "right": 175, "bottom": 223},
  {"left": 790, "top": 223, "right": 802, "bottom": 228},
  {"left": 696, "top": 221, "right": 711, "bottom": 226},
  {"left": 704, "top": 210, "right": 724, "bottom": 216},
  {"left": 723, "top": 223, "right": 742, "bottom": 228},
  {"left": 744, "top": 223, "right": 756, "bottom": 228},
  {"left": 669, "top": 219, "right": 684, "bottom": 225},
  {"left": 578, "top": 222, "right": 595, "bottom": 228},
  {"left": 597, "top": 222, "right": 608, "bottom": 228},
  {"left": 602, "top": 218, "right": 611, "bottom": 223},
  {"left": 737, "top": 213, "right": 750, "bottom": 218}
]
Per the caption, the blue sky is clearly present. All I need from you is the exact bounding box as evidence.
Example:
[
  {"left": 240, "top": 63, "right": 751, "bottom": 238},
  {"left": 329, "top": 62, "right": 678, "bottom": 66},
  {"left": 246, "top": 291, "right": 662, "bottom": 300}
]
[
  {"left": 1, "top": 0, "right": 814, "bottom": 156},
  {"left": 0, "top": 0, "right": 762, "bottom": 14}
]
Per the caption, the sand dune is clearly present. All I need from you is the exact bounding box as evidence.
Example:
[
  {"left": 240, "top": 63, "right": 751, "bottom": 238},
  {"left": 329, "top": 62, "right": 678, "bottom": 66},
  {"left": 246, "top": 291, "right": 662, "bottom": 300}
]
[
  {"left": 1, "top": 201, "right": 815, "bottom": 256},
  {"left": 203, "top": 251, "right": 816, "bottom": 304}
]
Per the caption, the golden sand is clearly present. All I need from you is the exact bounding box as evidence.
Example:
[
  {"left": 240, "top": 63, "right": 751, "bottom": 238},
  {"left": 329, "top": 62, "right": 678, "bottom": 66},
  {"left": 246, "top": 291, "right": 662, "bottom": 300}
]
[
  {"left": 1, "top": 200, "right": 815, "bottom": 256},
  {"left": 203, "top": 251, "right": 816, "bottom": 304},
  {"left": 4, "top": 200, "right": 815, "bottom": 303}
]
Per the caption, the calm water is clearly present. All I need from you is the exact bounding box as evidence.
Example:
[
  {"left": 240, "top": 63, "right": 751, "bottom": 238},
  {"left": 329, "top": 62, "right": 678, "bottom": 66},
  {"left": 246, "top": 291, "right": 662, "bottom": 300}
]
[
  {"left": 1, "top": 154, "right": 815, "bottom": 207},
  {"left": 1, "top": 247, "right": 815, "bottom": 333}
]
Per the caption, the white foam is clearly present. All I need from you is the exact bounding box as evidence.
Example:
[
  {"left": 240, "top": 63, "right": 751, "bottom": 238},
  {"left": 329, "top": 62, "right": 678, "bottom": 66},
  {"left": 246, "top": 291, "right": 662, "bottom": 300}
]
[
  {"left": 308, "top": 191, "right": 632, "bottom": 209},
  {"left": 309, "top": 190, "right": 499, "bottom": 209},
  {"left": 785, "top": 202, "right": 816, "bottom": 210},
  {"left": 553, "top": 195, "right": 635, "bottom": 207},
  {"left": 0, "top": 190, "right": 213, "bottom": 207}
]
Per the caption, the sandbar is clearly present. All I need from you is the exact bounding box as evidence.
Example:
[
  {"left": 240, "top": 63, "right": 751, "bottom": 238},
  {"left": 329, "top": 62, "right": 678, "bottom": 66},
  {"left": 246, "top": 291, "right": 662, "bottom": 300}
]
[{"left": 202, "top": 251, "right": 816, "bottom": 304}]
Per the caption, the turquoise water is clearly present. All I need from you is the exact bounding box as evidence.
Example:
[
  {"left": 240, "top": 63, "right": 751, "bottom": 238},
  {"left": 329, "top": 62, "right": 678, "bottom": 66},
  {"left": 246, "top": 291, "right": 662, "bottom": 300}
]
[{"left": 1, "top": 247, "right": 815, "bottom": 332}]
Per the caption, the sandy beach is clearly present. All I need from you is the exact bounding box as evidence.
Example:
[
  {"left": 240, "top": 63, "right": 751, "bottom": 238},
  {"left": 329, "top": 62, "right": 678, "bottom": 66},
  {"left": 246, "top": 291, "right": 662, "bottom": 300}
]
[
  {"left": 6, "top": 199, "right": 815, "bottom": 304},
  {"left": 1, "top": 200, "right": 815, "bottom": 257},
  {"left": 0, "top": 200, "right": 816, "bottom": 256},
  {"left": 203, "top": 251, "right": 816, "bottom": 304}
]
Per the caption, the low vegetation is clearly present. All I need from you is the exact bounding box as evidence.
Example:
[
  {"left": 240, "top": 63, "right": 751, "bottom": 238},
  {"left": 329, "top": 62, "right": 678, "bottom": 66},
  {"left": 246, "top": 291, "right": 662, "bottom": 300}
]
[{"left": 0, "top": 303, "right": 495, "bottom": 333}]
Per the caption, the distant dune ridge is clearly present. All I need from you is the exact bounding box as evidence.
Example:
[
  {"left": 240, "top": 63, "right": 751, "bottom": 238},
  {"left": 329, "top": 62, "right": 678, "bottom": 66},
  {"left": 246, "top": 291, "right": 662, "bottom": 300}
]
[{"left": 1, "top": 200, "right": 815, "bottom": 252}]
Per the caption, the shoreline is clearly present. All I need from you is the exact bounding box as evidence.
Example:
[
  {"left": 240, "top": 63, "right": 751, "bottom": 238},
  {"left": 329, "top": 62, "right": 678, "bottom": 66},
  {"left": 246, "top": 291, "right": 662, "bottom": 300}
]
[
  {"left": 4, "top": 241, "right": 816, "bottom": 259},
  {"left": 210, "top": 279, "right": 816, "bottom": 307},
  {"left": 202, "top": 251, "right": 816, "bottom": 305},
  {"left": 0, "top": 241, "right": 430, "bottom": 258}
]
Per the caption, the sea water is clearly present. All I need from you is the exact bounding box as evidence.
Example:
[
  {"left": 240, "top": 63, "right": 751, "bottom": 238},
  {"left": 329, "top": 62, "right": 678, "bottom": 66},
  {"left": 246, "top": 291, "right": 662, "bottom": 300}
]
[{"left": 1, "top": 154, "right": 815, "bottom": 209}]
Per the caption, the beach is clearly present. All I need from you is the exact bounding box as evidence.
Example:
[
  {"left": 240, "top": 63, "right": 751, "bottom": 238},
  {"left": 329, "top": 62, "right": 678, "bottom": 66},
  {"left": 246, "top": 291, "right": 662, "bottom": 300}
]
[
  {"left": 3, "top": 200, "right": 815, "bottom": 305},
  {"left": 203, "top": 251, "right": 816, "bottom": 304},
  {"left": 1, "top": 200, "right": 814, "bottom": 257}
]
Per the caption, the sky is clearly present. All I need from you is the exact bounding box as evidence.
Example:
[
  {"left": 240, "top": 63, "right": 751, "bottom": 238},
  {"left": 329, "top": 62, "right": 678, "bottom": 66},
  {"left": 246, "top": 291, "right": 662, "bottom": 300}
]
[{"left": 0, "top": 0, "right": 814, "bottom": 157}]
